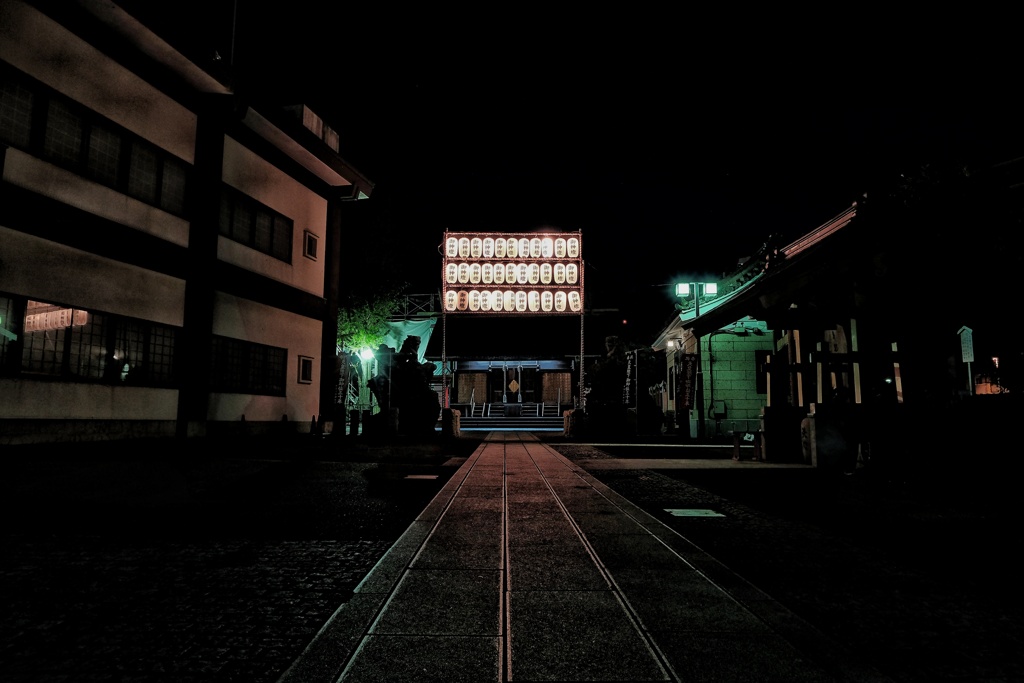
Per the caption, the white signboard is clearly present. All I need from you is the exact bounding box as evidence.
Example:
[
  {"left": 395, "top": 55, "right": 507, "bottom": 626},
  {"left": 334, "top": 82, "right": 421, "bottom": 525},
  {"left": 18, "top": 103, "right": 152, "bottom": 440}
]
[{"left": 958, "top": 326, "right": 974, "bottom": 363}]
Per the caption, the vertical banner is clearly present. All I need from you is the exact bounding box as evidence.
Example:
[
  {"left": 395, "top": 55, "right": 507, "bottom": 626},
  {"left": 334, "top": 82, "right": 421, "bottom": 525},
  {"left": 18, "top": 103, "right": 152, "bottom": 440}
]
[{"left": 677, "top": 353, "right": 698, "bottom": 410}]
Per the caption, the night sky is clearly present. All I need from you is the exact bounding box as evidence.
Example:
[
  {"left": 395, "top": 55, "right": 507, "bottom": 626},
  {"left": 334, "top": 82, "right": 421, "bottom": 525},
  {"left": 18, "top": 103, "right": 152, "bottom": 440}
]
[{"left": 122, "top": 2, "right": 1023, "bottom": 343}]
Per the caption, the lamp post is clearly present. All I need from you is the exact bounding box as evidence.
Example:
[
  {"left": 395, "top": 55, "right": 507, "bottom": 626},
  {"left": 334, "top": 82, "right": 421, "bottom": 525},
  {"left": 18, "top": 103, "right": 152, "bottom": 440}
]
[
  {"left": 675, "top": 282, "right": 718, "bottom": 441},
  {"left": 359, "top": 346, "right": 376, "bottom": 409}
]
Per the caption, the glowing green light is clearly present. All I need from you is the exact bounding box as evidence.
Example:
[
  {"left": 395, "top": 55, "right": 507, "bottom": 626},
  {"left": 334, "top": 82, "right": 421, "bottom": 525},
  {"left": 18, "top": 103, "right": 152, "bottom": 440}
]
[{"left": 675, "top": 282, "right": 718, "bottom": 297}]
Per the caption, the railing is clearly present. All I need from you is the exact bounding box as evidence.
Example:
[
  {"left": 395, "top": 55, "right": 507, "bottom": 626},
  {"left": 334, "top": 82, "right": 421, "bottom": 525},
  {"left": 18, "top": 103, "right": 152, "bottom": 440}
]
[{"left": 389, "top": 293, "right": 441, "bottom": 319}]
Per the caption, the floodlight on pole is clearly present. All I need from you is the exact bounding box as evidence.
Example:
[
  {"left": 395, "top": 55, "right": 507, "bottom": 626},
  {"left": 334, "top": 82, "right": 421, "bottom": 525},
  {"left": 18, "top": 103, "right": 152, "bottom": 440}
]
[{"left": 675, "top": 282, "right": 719, "bottom": 440}]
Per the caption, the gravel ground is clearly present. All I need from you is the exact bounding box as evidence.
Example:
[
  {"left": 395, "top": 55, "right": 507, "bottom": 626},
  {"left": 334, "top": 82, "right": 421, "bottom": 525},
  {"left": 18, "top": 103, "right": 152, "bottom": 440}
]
[{"left": 0, "top": 435, "right": 483, "bottom": 683}]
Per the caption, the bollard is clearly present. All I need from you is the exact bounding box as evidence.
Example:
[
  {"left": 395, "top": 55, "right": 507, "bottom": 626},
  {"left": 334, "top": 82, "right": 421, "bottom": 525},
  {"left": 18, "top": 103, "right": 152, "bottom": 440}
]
[{"left": 442, "top": 408, "right": 461, "bottom": 438}]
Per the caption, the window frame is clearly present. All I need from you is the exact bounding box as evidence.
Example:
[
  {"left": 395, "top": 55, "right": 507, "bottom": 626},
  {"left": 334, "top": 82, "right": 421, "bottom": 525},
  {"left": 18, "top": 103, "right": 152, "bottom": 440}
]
[
  {"left": 298, "top": 355, "right": 314, "bottom": 384},
  {"left": 303, "top": 230, "right": 318, "bottom": 261},
  {"left": 209, "top": 334, "right": 288, "bottom": 396},
  {"left": 218, "top": 185, "right": 294, "bottom": 263},
  {"left": 0, "top": 293, "right": 178, "bottom": 387}
]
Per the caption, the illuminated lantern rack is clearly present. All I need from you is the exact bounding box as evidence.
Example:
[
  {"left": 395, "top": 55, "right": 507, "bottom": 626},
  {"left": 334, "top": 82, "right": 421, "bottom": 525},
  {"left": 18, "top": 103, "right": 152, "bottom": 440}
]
[{"left": 441, "top": 232, "right": 584, "bottom": 316}]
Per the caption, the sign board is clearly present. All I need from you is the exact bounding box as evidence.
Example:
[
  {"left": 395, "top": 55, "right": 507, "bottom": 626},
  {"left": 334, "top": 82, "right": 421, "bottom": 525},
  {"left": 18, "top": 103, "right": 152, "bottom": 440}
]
[
  {"left": 441, "top": 231, "right": 583, "bottom": 316},
  {"left": 677, "top": 353, "right": 698, "bottom": 410},
  {"left": 958, "top": 326, "right": 974, "bottom": 364}
]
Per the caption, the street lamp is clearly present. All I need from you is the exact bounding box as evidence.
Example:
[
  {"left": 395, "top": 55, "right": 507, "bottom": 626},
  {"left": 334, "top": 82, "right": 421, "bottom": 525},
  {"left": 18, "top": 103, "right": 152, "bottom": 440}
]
[
  {"left": 675, "top": 282, "right": 719, "bottom": 440},
  {"left": 675, "top": 282, "right": 717, "bottom": 315},
  {"left": 358, "top": 347, "right": 376, "bottom": 411}
]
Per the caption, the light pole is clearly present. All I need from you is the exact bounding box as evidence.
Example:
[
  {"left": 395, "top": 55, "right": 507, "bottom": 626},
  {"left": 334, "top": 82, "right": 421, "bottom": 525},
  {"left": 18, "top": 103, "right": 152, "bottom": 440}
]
[
  {"left": 359, "top": 346, "right": 376, "bottom": 409},
  {"left": 675, "top": 282, "right": 718, "bottom": 441}
]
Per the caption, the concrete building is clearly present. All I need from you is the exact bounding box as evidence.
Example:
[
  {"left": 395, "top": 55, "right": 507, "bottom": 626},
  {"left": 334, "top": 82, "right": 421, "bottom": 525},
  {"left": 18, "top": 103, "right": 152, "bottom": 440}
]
[{"left": 0, "top": 0, "right": 372, "bottom": 444}]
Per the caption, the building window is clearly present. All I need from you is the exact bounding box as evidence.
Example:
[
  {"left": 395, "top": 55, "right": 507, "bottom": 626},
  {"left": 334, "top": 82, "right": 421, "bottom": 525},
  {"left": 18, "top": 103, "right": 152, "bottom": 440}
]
[
  {"left": 86, "top": 123, "right": 122, "bottom": 186},
  {"left": 20, "top": 300, "right": 74, "bottom": 377},
  {"left": 127, "top": 141, "right": 159, "bottom": 205},
  {"left": 303, "top": 231, "right": 318, "bottom": 260},
  {"left": 0, "top": 295, "right": 177, "bottom": 387},
  {"left": 209, "top": 335, "right": 287, "bottom": 396},
  {"left": 0, "top": 79, "right": 34, "bottom": 148},
  {"left": 298, "top": 356, "right": 314, "bottom": 383},
  {"left": 0, "top": 296, "right": 19, "bottom": 372},
  {"left": 218, "top": 186, "right": 294, "bottom": 262},
  {"left": 159, "top": 157, "right": 187, "bottom": 215},
  {"left": 255, "top": 212, "right": 273, "bottom": 253},
  {"left": 0, "top": 67, "right": 190, "bottom": 218},
  {"left": 43, "top": 99, "right": 83, "bottom": 166}
]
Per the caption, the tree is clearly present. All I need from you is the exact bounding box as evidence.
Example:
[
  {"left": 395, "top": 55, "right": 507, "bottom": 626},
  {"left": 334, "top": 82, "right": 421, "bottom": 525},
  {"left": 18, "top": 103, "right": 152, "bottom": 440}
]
[
  {"left": 336, "top": 282, "right": 408, "bottom": 354},
  {"left": 333, "top": 282, "right": 408, "bottom": 423}
]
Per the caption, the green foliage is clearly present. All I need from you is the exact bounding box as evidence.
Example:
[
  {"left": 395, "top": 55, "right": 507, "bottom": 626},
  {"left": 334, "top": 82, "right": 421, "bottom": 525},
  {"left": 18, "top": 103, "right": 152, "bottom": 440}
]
[{"left": 336, "top": 282, "right": 408, "bottom": 353}]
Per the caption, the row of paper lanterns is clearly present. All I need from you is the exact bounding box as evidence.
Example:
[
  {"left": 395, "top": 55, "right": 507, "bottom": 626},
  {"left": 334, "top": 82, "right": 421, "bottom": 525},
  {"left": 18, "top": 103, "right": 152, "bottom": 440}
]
[
  {"left": 445, "top": 261, "right": 579, "bottom": 285},
  {"left": 445, "top": 236, "right": 581, "bottom": 260},
  {"left": 444, "top": 289, "right": 583, "bottom": 313}
]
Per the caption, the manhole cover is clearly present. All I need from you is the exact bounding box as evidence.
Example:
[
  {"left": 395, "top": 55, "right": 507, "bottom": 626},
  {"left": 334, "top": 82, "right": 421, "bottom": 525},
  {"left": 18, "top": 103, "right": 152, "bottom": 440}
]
[{"left": 664, "top": 509, "right": 724, "bottom": 517}]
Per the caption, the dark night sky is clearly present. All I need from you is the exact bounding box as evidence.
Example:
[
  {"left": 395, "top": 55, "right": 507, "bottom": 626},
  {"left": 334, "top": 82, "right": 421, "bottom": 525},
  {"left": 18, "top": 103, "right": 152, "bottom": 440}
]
[{"left": 125, "top": 2, "right": 1024, "bottom": 341}]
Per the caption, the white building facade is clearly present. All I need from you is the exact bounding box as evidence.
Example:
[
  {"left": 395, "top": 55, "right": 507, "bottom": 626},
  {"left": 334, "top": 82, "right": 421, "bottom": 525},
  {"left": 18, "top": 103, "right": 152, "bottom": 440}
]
[{"left": 0, "top": 0, "right": 372, "bottom": 444}]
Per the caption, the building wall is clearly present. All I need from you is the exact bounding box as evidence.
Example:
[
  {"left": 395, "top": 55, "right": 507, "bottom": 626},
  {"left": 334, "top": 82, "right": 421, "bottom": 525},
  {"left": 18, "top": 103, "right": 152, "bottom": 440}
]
[
  {"left": 0, "top": 1, "right": 197, "bottom": 163},
  {"left": 220, "top": 136, "right": 327, "bottom": 297},
  {"left": 3, "top": 149, "right": 192, "bottom": 247},
  {"left": 0, "top": 4, "right": 192, "bottom": 442},
  {"left": 705, "top": 332, "right": 772, "bottom": 433},
  {"left": 663, "top": 327, "right": 772, "bottom": 437},
  {"left": 0, "top": 227, "right": 186, "bottom": 325},
  {"left": 210, "top": 136, "right": 329, "bottom": 424},
  {"left": 208, "top": 292, "right": 320, "bottom": 423},
  {"left": 0, "top": 0, "right": 348, "bottom": 443},
  {"left": 456, "top": 372, "right": 487, "bottom": 404}
]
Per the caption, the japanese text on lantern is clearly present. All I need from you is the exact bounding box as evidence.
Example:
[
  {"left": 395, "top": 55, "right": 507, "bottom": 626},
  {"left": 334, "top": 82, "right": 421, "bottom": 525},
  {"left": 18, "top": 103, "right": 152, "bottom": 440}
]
[{"left": 441, "top": 232, "right": 584, "bottom": 315}]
